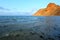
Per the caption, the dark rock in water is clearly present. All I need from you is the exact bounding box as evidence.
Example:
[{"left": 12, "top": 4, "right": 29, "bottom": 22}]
[
  {"left": 39, "top": 35, "right": 44, "bottom": 38},
  {"left": 15, "top": 34, "right": 20, "bottom": 37},
  {"left": 48, "top": 37, "right": 54, "bottom": 40},
  {"left": 56, "top": 35, "right": 60, "bottom": 38}
]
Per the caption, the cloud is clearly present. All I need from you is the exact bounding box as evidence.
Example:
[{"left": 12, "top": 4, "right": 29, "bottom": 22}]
[
  {"left": 0, "top": 7, "right": 36, "bottom": 16},
  {"left": 0, "top": 7, "right": 10, "bottom": 11}
]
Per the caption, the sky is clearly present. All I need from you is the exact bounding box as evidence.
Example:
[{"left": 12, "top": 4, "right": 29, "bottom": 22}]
[{"left": 0, "top": 0, "right": 60, "bottom": 16}]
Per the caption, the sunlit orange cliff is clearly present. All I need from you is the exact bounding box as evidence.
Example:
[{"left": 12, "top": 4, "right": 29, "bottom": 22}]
[{"left": 33, "top": 3, "right": 60, "bottom": 16}]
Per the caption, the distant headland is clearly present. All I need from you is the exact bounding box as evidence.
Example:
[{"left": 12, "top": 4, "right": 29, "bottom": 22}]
[{"left": 33, "top": 3, "right": 60, "bottom": 16}]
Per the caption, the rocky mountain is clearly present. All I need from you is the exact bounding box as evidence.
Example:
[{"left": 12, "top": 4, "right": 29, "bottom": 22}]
[{"left": 33, "top": 3, "right": 60, "bottom": 16}]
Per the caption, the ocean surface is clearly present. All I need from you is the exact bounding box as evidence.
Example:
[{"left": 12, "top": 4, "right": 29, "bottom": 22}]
[{"left": 0, "top": 16, "right": 60, "bottom": 40}]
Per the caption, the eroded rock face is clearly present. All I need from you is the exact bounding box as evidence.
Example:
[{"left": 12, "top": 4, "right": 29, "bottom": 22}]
[{"left": 33, "top": 3, "right": 60, "bottom": 16}]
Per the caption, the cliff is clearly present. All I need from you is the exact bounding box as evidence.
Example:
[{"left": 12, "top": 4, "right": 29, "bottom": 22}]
[{"left": 33, "top": 3, "right": 60, "bottom": 16}]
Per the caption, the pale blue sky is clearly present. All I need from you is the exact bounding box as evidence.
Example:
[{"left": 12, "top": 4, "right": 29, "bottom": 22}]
[{"left": 0, "top": 0, "right": 60, "bottom": 15}]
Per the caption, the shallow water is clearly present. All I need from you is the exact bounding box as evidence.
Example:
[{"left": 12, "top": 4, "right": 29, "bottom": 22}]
[{"left": 0, "top": 16, "right": 60, "bottom": 40}]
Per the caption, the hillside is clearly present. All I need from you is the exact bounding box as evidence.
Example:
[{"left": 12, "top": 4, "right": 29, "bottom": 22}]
[{"left": 33, "top": 3, "right": 60, "bottom": 16}]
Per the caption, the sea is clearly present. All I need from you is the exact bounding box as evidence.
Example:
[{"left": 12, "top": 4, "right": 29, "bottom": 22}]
[{"left": 0, "top": 16, "right": 60, "bottom": 40}]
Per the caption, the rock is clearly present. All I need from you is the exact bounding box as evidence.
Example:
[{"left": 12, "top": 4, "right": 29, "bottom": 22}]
[{"left": 33, "top": 3, "right": 60, "bottom": 16}]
